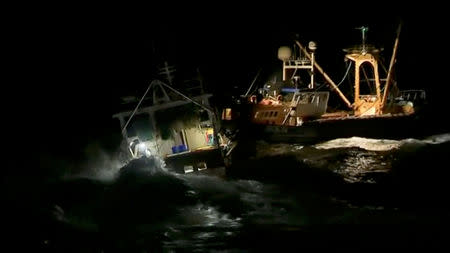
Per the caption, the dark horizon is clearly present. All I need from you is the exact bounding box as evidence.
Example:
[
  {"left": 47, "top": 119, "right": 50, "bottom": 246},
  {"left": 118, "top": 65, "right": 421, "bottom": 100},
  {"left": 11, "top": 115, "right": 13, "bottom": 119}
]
[{"left": 20, "top": 8, "right": 448, "bottom": 98}]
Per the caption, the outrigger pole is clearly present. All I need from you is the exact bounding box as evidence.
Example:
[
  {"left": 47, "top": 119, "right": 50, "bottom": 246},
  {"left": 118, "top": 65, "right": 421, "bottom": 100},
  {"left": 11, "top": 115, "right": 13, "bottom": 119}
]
[
  {"left": 121, "top": 81, "right": 155, "bottom": 134},
  {"left": 381, "top": 22, "right": 402, "bottom": 110},
  {"left": 295, "top": 40, "right": 353, "bottom": 109}
]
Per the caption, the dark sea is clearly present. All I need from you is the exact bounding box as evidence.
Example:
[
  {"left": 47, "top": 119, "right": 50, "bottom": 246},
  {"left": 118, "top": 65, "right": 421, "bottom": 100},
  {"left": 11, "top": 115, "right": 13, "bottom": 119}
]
[{"left": 5, "top": 133, "right": 450, "bottom": 251}]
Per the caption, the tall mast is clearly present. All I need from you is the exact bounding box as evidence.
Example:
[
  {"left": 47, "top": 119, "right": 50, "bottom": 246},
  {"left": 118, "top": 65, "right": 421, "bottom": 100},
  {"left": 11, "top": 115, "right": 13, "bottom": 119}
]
[{"left": 381, "top": 23, "right": 402, "bottom": 110}]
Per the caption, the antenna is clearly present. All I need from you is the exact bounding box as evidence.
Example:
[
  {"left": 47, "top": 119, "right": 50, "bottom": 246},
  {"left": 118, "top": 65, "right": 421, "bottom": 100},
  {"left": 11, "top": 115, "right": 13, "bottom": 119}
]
[
  {"left": 158, "top": 61, "right": 176, "bottom": 86},
  {"left": 356, "top": 26, "right": 369, "bottom": 54}
]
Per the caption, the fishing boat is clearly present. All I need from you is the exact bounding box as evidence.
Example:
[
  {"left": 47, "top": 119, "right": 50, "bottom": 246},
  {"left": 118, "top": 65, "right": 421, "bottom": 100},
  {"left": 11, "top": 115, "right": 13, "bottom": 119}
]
[
  {"left": 220, "top": 24, "right": 428, "bottom": 161},
  {"left": 113, "top": 63, "right": 225, "bottom": 174}
]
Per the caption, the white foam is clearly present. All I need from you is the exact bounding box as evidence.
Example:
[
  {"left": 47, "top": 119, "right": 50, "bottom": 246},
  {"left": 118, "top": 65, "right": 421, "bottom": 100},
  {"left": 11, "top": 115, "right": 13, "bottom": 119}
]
[
  {"left": 314, "top": 137, "right": 401, "bottom": 151},
  {"left": 68, "top": 153, "right": 168, "bottom": 182},
  {"left": 314, "top": 132, "right": 450, "bottom": 151},
  {"left": 422, "top": 133, "right": 450, "bottom": 144}
]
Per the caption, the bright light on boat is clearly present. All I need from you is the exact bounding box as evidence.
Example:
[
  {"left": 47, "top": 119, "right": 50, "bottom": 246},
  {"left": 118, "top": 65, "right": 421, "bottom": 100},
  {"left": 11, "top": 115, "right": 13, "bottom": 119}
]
[{"left": 137, "top": 143, "right": 147, "bottom": 152}]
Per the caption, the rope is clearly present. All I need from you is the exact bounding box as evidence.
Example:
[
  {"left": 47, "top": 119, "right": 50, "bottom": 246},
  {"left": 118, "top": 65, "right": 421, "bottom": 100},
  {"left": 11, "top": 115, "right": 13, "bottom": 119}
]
[
  {"left": 158, "top": 80, "right": 215, "bottom": 114},
  {"left": 121, "top": 81, "right": 154, "bottom": 134},
  {"left": 335, "top": 61, "right": 353, "bottom": 87},
  {"left": 315, "top": 61, "right": 353, "bottom": 91},
  {"left": 244, "top": 68, "right": 262, "bottom": 96}
]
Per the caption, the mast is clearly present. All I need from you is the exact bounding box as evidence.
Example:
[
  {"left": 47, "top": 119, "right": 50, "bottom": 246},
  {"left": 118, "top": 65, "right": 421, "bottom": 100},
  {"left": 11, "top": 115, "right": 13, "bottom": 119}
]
[
  {"left": 381, "top": 23, "right": 402, "bottom": 110},
  {"left": 344, "top": 26, "right": 384, "bottom": 116},
  {"left": 356, "top": 26, "right": 369, "bottom": 54}
]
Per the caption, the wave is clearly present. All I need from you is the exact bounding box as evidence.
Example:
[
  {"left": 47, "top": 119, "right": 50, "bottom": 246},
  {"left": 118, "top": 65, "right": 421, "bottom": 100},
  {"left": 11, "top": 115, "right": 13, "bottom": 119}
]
[
  {"left": 314, "top": 137, "right": 400, "bottom": 151},
  {"left": 314, "top": 132, "right": 450, "bottom": 151}
]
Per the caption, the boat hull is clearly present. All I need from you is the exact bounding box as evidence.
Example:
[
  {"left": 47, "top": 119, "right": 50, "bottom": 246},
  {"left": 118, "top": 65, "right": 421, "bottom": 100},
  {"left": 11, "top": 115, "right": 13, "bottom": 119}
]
[
  {"left": 261, "top": 113, "right": 427, "bottom": 144},
  {"left": 222, "top": 111, "right": 445, "bottom": 177},
  {"left": 164, "top": 147, "right": 224, "bottom": 174}
]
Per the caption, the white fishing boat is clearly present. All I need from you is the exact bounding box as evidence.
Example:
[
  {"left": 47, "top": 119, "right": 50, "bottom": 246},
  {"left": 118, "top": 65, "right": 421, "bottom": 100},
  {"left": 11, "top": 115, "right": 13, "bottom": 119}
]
[{"left": 113, "top": 63, "right": 225, "bottom": 174}]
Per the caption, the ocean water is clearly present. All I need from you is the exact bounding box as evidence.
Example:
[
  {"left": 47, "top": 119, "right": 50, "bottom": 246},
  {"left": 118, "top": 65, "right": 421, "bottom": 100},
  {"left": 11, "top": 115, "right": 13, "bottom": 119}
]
[{"left": 6, "top": 133, "right": 450, "bottom": 251}]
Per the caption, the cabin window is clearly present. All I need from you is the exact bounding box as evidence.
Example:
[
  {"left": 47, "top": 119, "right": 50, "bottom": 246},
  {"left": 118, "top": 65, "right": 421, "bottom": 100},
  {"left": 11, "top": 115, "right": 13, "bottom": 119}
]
[{"left": 222, "top": 108, "right": 232, "bottom": 120}]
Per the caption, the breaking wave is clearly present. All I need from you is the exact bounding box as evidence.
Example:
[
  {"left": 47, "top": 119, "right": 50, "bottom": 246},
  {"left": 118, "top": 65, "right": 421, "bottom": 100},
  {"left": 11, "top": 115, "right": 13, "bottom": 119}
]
[
  {"left": 314, "top": 136, "right": 401, "bottom": 151},
  {"left": 46, "top": 155, "right": 309, "bottom": 251},
  {"left": 314, "top": 132, "right": 450, "bottom": 151},
  {"left": 35, "top": 132, "right": 450, "bottom": 251}
]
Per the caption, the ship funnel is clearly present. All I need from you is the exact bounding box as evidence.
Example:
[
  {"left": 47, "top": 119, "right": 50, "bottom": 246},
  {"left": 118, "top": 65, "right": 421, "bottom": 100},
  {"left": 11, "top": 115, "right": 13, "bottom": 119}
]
[{"left": 278, "top": 46, "right": 292, "bottom": 61}]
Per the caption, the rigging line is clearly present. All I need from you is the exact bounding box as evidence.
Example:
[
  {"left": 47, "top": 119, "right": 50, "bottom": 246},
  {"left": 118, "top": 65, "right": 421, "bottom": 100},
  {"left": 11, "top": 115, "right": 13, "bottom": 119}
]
[
  {"left": 379, "top": 58, "right": 399, "bottom": 90},
  {"left": 361, "top": 66, "right": 374, "bottom": 94},
  {"left": 316, "top": 61, "right": 353, "bottom": 91},
  {"left": 336, "top": 61, "right": 353, "bottom": 87},
  {"left": 379, "top": 58, "right": 388, "bottom": 74},
  {"left": 247, "top": 84, "right": 258, "bottom": 96},
  {"left": 159, "top": 81, "right": 215, "bottom": 114},
  {"left": 314, "top": 82, "right": 325, "bottom": 90},
  {"left": 244, "top": 68, "right": 262, "bottom": 96},
  {"left": 314, "top": 82, "right": 327, "bottom": 91},
  {"left": 290, "top": 67, "right": 298, "bottom": 80},
  {"left": 121, "top": 81, "right": 154, "bottom": 134}
]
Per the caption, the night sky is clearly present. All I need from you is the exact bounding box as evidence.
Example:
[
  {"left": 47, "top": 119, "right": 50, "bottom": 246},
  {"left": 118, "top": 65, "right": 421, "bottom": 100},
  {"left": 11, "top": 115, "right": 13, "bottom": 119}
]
[{"left": 6, "top": 3, "right": 449, "bottom": 163}]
